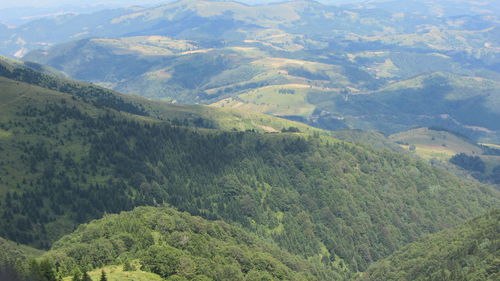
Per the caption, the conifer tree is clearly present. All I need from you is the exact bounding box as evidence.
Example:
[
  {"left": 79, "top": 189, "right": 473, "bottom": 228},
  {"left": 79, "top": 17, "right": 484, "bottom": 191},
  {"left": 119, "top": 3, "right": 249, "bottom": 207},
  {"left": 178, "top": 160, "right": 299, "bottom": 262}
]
[
  {"left": 99, "top": 270, "right": 107, "bottom": 281},
  {"left": 81, "top": 272, "right": 92, "bottom": 281},
  {"left": 71, "top": 271, "right": 81, "bottom": 281}
]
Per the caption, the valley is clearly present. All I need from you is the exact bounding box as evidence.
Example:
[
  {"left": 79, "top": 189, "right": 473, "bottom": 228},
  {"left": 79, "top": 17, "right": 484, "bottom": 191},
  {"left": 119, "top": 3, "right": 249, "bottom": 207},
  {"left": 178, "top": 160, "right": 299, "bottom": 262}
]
[{"left": 0, "top": 1, "right": 499, "bottom": 281}]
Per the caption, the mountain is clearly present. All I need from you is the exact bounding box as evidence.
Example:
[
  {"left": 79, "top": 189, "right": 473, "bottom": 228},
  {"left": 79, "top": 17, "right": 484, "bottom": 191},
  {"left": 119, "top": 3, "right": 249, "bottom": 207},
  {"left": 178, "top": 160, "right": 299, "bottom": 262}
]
[
  {"left": 1, "top": 57, "right": 498, "bottom": 276},
  {"left": 16, "top": 0, "right": 500, "bottom": 143},
  {"left": 348, "top": 0, "right": 500, "bottom": 18},
  {"left": 359, "top": 208, "right": 500, "bottom": 281}
]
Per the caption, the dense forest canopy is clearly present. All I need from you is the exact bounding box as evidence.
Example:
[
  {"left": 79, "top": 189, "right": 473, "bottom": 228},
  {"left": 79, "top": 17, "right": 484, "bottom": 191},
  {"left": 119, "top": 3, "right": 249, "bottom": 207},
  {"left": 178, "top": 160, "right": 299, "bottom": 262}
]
[
  {"left": 360, "top": 209, "right": 500, "bottom": 281},
  {"left": 0, "top": 59, "right": 498, "bottom": 277}
]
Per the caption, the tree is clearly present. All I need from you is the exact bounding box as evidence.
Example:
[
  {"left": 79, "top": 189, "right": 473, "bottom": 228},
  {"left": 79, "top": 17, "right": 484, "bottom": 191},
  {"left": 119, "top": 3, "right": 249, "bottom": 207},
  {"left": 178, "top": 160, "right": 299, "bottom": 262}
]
[
  {"left": 82, "top": 272, "right": 93, "bottom": 281},
  {"left": 38, "top": 259, "right": 59, "bottom": 281},
  {"left": 99, "top": 270, "right": 107, "bottom": 281},
  {"left": 71, "top": 271, "right": 82, "bottom": 281},
  {"left": 141, "top": 245, "right": 182, "bottom": 278},
  {"left": 449, "top": 153, "right": 485, "bottom": 172}
]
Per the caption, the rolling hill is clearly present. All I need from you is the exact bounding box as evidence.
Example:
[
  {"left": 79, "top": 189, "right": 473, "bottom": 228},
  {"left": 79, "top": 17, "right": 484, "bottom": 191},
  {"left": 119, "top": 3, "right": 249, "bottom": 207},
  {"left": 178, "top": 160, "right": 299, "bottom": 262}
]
[
  {"left": 390, "top": 127, "right": 500, "bottom": 188},
  {"left": 0, "top": 56, "right": 498, "bottom": 277},
  {"left": 309, "top": 72, "right": 500, "bottom": 141},
  {"left": 359, "top": 208, "right": 500, "bottom": 281},
  {"left": 46, "top": 205, "right": 350, "bottom": 281},
  {"left": 15, "top": 0, "right": 500, "bottom": 143}
]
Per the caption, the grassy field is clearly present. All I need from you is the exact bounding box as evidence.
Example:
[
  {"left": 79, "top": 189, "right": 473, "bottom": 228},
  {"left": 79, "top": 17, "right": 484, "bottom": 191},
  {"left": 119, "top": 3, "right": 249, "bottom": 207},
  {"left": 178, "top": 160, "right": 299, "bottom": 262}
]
[
  {"left": 390, "top": 127, "right": 500, "bottom": 187},
  {"left": 390, "top": 127, "right": 483, "bottom": 160},
  {"left": 62, "top": 265, "right": 163, "bottom": 281}
]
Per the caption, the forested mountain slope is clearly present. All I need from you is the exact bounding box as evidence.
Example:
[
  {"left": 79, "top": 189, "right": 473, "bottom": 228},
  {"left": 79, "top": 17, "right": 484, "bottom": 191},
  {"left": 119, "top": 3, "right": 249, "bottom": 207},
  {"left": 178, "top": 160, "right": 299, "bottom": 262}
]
[
  {"left": 45, "top": 205, "right": 350, "bottom": 281},
  {"left": 0, "top": 58, "right": 498, "bottom": 274},
  {"left": 360, "top": 208, "right": 499, "bottom": 281}
]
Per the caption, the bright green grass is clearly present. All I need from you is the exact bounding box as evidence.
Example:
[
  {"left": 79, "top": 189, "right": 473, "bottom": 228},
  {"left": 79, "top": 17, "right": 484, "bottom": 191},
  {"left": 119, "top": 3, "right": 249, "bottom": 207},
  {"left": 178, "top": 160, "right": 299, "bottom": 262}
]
[
  {"left": 390, "top": 127, "right": 483, "bottom": 160},
  {"left": 62, "top": 265, "right": 163, "bottom": 281},
  {"left": 236, "top": 85, "right": 317, "bottom": 117},
  {"left": 0, "top": 128, "right": 11, "bottom": 138}
]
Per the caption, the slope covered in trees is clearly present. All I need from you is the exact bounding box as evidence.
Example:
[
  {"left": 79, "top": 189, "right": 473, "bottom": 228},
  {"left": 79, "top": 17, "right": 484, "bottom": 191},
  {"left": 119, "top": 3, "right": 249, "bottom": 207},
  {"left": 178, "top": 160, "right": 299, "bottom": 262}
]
[
  {"left": 360, "top": 208, "right": 500, "bottom": 281},
  {"left": 0, "top": 58, "right": 498, "bottom": 274},
  {"left": 45, "top": 205, "right": 349, "bottom": 281}
]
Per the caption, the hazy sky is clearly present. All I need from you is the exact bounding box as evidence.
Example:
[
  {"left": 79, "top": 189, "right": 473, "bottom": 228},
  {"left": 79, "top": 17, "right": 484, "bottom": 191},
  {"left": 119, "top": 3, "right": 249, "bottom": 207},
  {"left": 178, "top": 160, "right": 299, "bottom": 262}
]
[
  {"left": 0, "top": 0, "right": 362, "bottom": 25},
  {"left": 0, "top": 0, "right": 170, "bottom": 9},
  {"left": 0, "top": 0, "right": 358, "bottom": 9}
]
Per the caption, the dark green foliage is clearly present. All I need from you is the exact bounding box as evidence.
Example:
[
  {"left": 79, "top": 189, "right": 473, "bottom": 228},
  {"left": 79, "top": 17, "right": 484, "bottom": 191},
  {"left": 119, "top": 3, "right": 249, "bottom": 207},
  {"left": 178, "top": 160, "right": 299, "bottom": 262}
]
[
  {"left": 81, "top": 272, "right": 92, "bottom": 281},
  {"left": 0, "top": 60, "right": 146, "bottom": 116},
  {"left": 141, "top": 245, "right": 182, "bottom": 278},
  {"left": 286, "top": 67, "right": 330, "bottom": 81},
  {"left": 281, "top": 127, "right": 300, "bottom": 133},
  {"left": 99, "top": 270, "right": 107, "bottom": 281},
  {"left": 72, "top": 272, "right": 82, "bottom": 281},
  {"left": 278, "top": 89, "right": 296, "bottom": 95},
  {"left": 170, "top": 54, "right": 230, "bottom": 89},
  {"left": 492, "top": 166, "right": 500, "bottom": 184},
  {"left": 450, "top": 153, "right": 486, "bottom": 173},
  {"left": 0, "top": 60, "right": 498, "bottom": 274},
  {"left": 0, "top": 257, "right": 60, "bottom": 281},
  {"left": 360, "top": 209, "right": 500, "bottom": 281},
  {"left": 44, "top": 206, "right": 344, "bottom": 281},
  {"left": 123, "top": 261, "right": 134, "bottom": 271}
]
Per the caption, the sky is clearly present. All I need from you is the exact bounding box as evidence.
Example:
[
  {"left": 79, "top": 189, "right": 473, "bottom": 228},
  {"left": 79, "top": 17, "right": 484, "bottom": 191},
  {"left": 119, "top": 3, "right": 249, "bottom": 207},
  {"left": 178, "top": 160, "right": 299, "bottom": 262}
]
[
  {"left": 0, "top": 0, "right": 362, "bottom": 9},
  {"left": 0, "top": 0, "right": 170, "bottom": 9}
]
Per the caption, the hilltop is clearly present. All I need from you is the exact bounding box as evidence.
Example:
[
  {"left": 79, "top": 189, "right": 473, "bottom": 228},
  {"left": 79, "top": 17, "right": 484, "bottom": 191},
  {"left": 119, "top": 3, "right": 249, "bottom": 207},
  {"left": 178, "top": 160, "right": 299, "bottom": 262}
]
[{"left": 47, "top": 205, "right": 350, "bottom": 281}]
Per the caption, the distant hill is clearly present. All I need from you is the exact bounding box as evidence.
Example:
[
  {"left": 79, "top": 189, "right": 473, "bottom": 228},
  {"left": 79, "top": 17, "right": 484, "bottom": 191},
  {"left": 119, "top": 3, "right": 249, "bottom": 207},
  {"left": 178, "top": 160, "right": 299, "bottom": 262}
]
[
  {"left": 1, "top": 57, "right": 498, "bottom": 275},
  {"left": 390, "top": 127, "right": 500, "bottom": 188},
  {"left": 390, "top": 127, "right": 484, "bottom": 161},
  {"left": 310, "top": 72, "right": 500, "bottom": 142},
  {"left": 359, "top": 208, "right": 500, "bottom": 281},
  {"left": 16, "top": 0, "right": 500, "bottom": 142}
]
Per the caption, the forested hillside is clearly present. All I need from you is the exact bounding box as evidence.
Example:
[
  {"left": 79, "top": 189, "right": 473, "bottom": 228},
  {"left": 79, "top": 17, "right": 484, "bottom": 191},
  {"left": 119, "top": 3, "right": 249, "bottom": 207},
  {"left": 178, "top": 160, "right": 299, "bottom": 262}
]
[
  {"left": 360, "top": 208, "right": 499, "bottom": 281},
  {"left": 45, "top": 205, "right": 350, "bottom": 281},
  {"left": 0, "top": 58, "right": 498, "bottom": 277}
]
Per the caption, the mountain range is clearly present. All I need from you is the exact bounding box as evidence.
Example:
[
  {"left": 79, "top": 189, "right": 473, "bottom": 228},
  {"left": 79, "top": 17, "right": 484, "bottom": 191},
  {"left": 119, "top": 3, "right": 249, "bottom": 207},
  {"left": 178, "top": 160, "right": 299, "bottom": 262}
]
[
  {"left": 1, "top": 0, "right": 496, "bottom": 142},
  {"left": 0, "top": 1, "right": 499, "bottom": 280}
]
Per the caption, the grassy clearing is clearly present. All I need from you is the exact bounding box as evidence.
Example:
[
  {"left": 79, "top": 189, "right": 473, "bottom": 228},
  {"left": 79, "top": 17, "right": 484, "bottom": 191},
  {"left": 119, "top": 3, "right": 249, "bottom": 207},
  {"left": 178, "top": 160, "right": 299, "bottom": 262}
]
[
  {"left": 234, "top": 85, "right": 318, "bottom": 117},
  {"left": 481, "top": 143, "right": 500, "bottom": 149},
  {"left": 0, "top": 128, "right": 11, "bottom": 138},
  {"left": 390, "top": 128, "right": 484, "bottom": 160},
  {"left": 62, "top": 265, "right": 163, "bottom": 281}
]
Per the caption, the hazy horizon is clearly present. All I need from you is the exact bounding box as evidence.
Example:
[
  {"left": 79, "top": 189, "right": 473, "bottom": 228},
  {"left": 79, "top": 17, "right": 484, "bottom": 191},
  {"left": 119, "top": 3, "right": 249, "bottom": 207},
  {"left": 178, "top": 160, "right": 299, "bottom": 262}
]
[{"left": 0, "top": 0, "right": 361, "bottom": 25}]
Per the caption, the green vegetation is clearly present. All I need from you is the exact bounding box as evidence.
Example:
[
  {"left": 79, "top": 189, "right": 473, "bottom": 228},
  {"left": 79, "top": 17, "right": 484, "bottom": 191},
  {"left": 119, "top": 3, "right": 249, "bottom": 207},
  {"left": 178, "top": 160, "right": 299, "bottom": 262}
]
[
  {"left": 0, "top": 239, "right": 60, "bottom": 281},
  {"left": 48, "top": 206, "right": 347, "bottom": 281},
  {"left": 359, "top": 208, "right": 500, "bottom": 281},
  {"left": 390, "top": 127, "right": 484, "bottom": 161},
  {"left": 0, "top": 58, "right": 498, "bottom": 276},
  {"left": 63, "top": 265, "right": 163, "bottom": 281},
  {"left": 450, "top": 153, "right": 486, "bottom": 173},
  {"left": 0, "top": 2, "right": 499, "bottom": 280},
  {"left": 13, "top": 0, "right": 499, "bottom": 143},
  {"left": 390, "top": 127, "right": 500, "bottom": 187}
]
